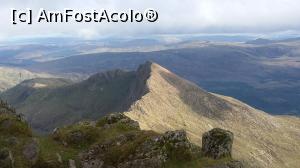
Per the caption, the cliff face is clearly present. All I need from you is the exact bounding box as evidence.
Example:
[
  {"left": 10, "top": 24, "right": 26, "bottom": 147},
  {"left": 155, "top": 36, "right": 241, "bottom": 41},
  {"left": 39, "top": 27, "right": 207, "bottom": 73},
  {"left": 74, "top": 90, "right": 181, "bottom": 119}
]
[{"left": 125, "top": 62, "right": 300, "bottom": 168}]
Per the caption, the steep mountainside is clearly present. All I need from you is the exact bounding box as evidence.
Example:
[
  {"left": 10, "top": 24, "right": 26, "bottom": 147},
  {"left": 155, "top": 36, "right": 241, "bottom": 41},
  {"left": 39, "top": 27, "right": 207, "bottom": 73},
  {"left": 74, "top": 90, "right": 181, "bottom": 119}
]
[
  {"left": 1, "top": 62, "right": 300, "bottom": 168},
  {"left": 27, "top": 43, "right": 300, "bottom": 115},
  {"left": 124, "top": 62, "right": 300, "bottom": 168},
  {"left": 0, "top": 70, "right": 139, "bottom": 133}
]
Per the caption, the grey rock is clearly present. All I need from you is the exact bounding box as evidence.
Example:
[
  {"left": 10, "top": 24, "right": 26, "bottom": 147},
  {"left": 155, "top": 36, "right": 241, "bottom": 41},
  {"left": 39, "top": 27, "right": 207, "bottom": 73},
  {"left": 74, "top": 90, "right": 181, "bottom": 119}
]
[
  {"left": 23, "top": 139, "right": 39, "bottom": 164},
  {"left": 80, "top": 130, "right": 197, "bottom": 168},
  {"left": 163, "top": 130, "right": 188, "bottom": 143},
  {"left": 69, "top": 159, "right": 76, "bottom": 168},
  {"left": 52, "top": 127, "right": 60, "bottom": 135},
  {"left": 82, "top": 159, "right": 104, "bottom": 168},
  {"left": 226, "top": 160, "right": 243, "bottom": 168},
  {"left": 202, "top": 128, "right": 234, "bottom": 159},
  {"left": 106, "top": 113, "right": 126, "bottom": 124},
  {"left": 56, "top": 153, "right": 63, "bottom": 163},
  {"left": 105, "top": 113, "right": 140, "bottom": 129}
]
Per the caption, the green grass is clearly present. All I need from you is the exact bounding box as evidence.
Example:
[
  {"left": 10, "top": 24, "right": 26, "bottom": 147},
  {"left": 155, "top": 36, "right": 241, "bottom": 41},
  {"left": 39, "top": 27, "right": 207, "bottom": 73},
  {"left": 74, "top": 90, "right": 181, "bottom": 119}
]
[
  {"left": 0, "top": 112, "right": 236, "bottom": 168},
  {"left": 95, "top": 117, "right": 107, "bottom": 127},
  {"left": 103, "top": 131, "right": 158, "bottom": 166},
  {"left": 36, "top": 136, "right": 81, "bottom": 168},
  {"left": 51, "top": 118, "right": 139, "bottom": 148},
  {"left": 52, "top": 123, "right": 100, "bottom": 149},
  {"left": 0, "top": 135, "right": 34, "bottom": 168},
  {"left": 0, "top": 113, "right": 32, "bottom": 137}
]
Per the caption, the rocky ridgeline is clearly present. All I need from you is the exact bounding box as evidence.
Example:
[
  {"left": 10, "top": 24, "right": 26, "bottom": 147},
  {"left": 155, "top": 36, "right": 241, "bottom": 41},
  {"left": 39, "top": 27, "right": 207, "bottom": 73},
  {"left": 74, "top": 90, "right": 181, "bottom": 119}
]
[
  {"left": 0, "top": 111, "right": 242, "bottom": 168},
  {"left": 0, "top": 100, "right": 16, "bottom": 115},
  {"left": 76, "top": 113, "right": 242, "bottom": 168}
]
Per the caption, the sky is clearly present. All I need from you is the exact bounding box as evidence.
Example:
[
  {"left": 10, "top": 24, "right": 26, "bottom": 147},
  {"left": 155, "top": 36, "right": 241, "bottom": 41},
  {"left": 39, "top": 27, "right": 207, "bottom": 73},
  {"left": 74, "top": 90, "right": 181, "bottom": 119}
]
[{"left": 1, "top": 0, "right": 300, "bottom": 41}]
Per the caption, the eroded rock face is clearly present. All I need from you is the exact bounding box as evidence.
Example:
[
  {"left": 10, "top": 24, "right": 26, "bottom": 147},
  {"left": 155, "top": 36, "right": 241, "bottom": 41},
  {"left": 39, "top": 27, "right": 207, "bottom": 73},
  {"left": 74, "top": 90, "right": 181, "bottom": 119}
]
[
  {"left": 202, "top": 128, "right": 234, "bottom": 159},
  {"left": 79, "top": 130, "right": 194, "bottom": 168}
]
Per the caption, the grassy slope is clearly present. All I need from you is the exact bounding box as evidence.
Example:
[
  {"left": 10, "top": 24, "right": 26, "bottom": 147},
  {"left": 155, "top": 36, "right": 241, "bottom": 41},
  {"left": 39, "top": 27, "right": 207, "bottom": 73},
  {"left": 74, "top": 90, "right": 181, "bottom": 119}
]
[{"left": 0, "top": 110, "right": 234, "bottom": 168}]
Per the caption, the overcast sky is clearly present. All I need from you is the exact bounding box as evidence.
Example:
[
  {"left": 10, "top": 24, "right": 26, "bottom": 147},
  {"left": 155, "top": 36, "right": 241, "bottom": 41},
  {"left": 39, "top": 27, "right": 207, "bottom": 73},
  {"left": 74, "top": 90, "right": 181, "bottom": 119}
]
[{"left": 1, "top": 0, "right": 300, "bottom": 40}]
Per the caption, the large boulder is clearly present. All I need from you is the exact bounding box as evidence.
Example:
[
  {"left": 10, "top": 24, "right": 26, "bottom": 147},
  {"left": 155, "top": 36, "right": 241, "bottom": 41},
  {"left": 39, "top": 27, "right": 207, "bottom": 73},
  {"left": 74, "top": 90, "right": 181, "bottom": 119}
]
[{"left": 202, "top": 128, "right": 234, "bottom": 159}]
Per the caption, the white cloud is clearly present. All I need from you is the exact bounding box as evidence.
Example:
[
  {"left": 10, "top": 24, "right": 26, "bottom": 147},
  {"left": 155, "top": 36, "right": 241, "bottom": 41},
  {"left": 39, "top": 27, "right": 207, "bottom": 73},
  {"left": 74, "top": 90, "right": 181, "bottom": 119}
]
[{"left": 1, "top": 0, "right": 300, "bottom": 40}]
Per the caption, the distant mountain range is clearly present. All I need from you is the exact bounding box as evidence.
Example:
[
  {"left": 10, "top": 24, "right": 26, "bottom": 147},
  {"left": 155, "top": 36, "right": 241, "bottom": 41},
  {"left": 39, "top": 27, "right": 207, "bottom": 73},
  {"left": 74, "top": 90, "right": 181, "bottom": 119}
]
[
  {"left": 246, "top": 37, "right": 300, "bottom": 45},
  {"left": 24, "top": 40, "right": 300, "bottom": 116},
  {"left": 1, "top": 38, "right": 300, "bottom": 116},
  {"left": 1, "top": 62, "right": 300, "bottom": 168}
]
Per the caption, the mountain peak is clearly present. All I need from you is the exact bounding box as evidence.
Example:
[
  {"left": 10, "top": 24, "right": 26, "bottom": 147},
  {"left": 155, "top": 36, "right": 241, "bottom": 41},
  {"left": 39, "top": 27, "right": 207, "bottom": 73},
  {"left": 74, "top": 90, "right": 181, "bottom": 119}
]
[
  {"left": 125, "top": 62, "right": 300, "bottom": 168},
  {"left": 1, "top": 62, "right": 300, "bottom": 168}
]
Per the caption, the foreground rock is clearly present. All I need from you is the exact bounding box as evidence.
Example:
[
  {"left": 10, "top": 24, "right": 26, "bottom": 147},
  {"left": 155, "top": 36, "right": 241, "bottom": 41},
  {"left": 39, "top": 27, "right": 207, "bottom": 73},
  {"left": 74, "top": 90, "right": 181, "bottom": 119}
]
[
  {"left": 202, "top": 128, "right": 234, "bottom": 159},
  {"left": 23, "top": 139, "right": 40, "bottom": 164},
  {"left": 1, "top": 104, "right": 242, "bottom": 168},
  {"left": 80, "top": 130, "right": 195, "bottom": 168},
  {"left": 100, "top": 113, "right": 140, "bottom": 129},
  {"left": 0, "top": 148, "right": 14, "bottom": 168}
]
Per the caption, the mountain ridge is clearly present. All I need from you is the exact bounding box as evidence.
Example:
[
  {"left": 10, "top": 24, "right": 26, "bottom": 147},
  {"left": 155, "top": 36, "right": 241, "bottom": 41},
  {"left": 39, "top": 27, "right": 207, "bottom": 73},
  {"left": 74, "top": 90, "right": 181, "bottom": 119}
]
[
  {"left": 1, "top": 62, "right": 300, "bottom": 167},
  {"left": 124, "top": 62, "right": 300, "bottom": 168}
]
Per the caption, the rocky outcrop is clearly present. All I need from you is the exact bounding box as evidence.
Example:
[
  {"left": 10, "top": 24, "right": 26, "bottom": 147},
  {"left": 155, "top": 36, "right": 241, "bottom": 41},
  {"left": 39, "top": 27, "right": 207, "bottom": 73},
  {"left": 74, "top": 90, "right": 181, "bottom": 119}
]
[
  {"left": 98, "top": 113, "right": 140, "bottom": 129},
  {"left": 0, "top": 148, "right": 14, "bottom": 168},
  {"left": 0, "top": 100, "right": 16, "bottom": 115},
  {"left": 202, "top": 128, "right": 234, "bottom": 159},
  {"left": 23, "top": 139, "right": 39, "bottom": 164},
  {"left": 1, "top": 97, "right": 243, "bottom": 168},
  {"left": 79, "top": 130, "right": 196, "bottom": 168}
]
